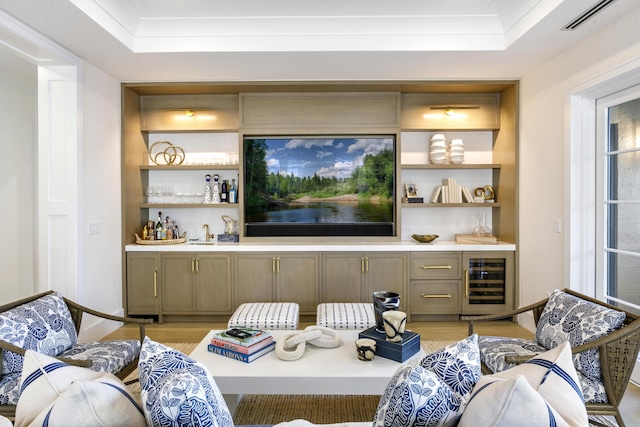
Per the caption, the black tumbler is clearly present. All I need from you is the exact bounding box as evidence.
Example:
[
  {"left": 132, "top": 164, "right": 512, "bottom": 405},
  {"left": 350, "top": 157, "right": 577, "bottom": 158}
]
[{"left": 372, "top": 291, "right": 401, "bottom": 333}]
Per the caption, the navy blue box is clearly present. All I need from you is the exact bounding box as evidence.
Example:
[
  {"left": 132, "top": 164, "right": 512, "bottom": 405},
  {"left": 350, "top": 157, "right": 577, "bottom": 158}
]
[{"left": 358, "top": 327, "right": 421, "bottom": 362}]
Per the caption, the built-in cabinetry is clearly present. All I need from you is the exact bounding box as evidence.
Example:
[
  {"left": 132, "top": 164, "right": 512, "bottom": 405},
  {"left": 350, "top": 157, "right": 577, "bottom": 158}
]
[
  {"left": 126, "top": 253, "right": 160, "bottom": 317},
  {"left": 409, "top": 253, "right": 462, "bottom": 318},
  {"left": 409, "top": 251, "right": 514, "bottom": 320},
  {"left": 125, "top": 247, "right": 514, "bottom": 321},
  {"left": 121, "top": 81, "right": 518, "bottom": 319},
  {"left": 321, "top": 253, "right": 408, "bottom": 312},
  {"left": 161, "top": 253, "right": 232, "bottom": 315},
  {"left": 462, "top": 251, "right": 514, "bottom": 315},
  {"left": 234, "top": 253, "right": 319, "bottom": 315}
]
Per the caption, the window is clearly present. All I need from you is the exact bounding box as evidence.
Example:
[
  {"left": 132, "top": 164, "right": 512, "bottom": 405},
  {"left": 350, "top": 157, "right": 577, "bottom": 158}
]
[{"left": 596, "top": 87, "right": 640, "bottom": 314}]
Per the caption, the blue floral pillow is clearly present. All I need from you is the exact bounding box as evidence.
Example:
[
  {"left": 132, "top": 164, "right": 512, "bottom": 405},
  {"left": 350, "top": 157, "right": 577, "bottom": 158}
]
[
  {"left": 138, "top": 337, "right": 234, "bottom": 427},
  {"left": 0, "top": 292, "right": 77, "bottom": 376},
  {"left": 373, "top": 334, "right": 480, "bottom": 427},
  {"left": 535, "top": 290, "right": 626, "bottom": 382}
]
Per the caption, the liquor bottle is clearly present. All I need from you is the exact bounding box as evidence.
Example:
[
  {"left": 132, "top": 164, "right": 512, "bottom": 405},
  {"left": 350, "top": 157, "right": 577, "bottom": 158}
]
[
  {"left": 203, "top": 174, "right": 212, "bottom": 204},
  {"left": 172, "top": 220, "right": 180, "bottom": 239},
  {"left": 229, "top": 179, "right": 237, "bottom": 204},
  {"left": 155, "top": 212, "right": 163, "bottom": 240},
  {"left": 221, "top": 179, "right": 228, "bottom": 203},
  {"left": 165, "top": 216, "right": 172, "bottom": 240},
  {"left": 212, "top": 174, "right": 221, "bottom": 204}
]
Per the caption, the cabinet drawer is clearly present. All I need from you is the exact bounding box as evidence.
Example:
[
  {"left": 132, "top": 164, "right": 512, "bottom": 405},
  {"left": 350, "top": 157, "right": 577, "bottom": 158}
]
[
  {"left": 411, "top": 281, "right": 461, "bottom": 314},
  {"left": 410, "top": 253, "right": 461, "bottom": 280}
]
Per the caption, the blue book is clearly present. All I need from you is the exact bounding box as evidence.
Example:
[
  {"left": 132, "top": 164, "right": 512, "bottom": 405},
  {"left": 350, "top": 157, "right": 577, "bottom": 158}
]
[{"left": 207, "top": 341, "right": 276, "bottom": 363}]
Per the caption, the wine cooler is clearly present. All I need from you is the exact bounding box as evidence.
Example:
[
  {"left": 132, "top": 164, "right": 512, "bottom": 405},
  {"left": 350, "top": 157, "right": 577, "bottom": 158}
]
[{"left": 462, "top": 252, "right": 514, "bottom": 314}]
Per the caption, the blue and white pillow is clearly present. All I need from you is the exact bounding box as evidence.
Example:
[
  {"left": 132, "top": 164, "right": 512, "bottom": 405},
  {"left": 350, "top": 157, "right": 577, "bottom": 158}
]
[
  {"left": 138, "top": 337, "right": 234, "bottom": 427},
  {"left": 536, "top": 289, "right": 626, "bottom": 382},
  {"left": 15, "top": 350, "right": 145, "bottom": 426},
  {"left": 0, "top": 292, "right": 77, "bottom": 377},
  {"left": 373, "top": 334, "right": 480, "bottom": 427},
  {"left": 459, "top": 341, "right": 587, "bottom": 427}
]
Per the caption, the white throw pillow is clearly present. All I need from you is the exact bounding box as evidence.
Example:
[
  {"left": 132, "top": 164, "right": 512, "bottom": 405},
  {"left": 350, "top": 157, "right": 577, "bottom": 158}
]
[
  {"left": 14, "top": 350, "right": 146, "bottom": 427},
  {"left": 373, "top": 334, "right": 481, "bottom": 427},
  {"left": 138, "top": 337, "right": 234, "bottom": 427},
  {"left": 459, "top": 341, "right": 587, "bottom": 427}
]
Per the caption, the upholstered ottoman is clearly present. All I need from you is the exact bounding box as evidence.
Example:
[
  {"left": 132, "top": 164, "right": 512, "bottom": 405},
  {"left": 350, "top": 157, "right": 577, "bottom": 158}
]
[
  {"left": 228, "top": 302, "right": 299, "bottom": 330},
  {"left": 316, "top": 302, "right": 376, "bottom": 330}
]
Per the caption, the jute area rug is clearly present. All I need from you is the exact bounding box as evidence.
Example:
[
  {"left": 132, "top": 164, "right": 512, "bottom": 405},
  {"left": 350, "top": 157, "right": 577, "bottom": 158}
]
[{"left": 126, "top": 341, "right": 453, "bottom": 425}]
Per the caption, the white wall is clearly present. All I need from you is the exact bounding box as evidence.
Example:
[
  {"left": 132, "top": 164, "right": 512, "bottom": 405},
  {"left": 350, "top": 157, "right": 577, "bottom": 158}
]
[
  {"left": 518, "top": 6, "right": 640, "bottom": 327},
  {"left": 0, "top": 63, "right": 37, "bottom": 304},
  {"left": 77, "top": 62, "right": 124, "bottom": 341}
]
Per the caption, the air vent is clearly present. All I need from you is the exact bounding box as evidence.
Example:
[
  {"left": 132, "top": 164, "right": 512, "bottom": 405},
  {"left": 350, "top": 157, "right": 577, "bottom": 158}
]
[{"left": 562, "top": 0, "right": 618, "bottom": 30}]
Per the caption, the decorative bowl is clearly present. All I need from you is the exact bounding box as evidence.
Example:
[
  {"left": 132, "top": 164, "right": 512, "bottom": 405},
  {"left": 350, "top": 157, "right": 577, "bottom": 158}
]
[{"left": 411, "top": 234, "right": 439, "bottom": 243}]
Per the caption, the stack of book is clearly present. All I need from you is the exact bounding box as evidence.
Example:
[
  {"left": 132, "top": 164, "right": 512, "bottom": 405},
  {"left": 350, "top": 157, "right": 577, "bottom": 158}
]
[{"left": 207, "top": 327, "right": 275, "bottom": 363}]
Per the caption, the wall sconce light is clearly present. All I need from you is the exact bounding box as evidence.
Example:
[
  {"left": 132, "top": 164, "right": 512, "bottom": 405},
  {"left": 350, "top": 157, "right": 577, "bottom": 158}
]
[
  {"left": 162, "top": 108, "right": 210, "bottom": 118},
  {"left": 430, "top": 105, "right": 479, "bottom": 118}
]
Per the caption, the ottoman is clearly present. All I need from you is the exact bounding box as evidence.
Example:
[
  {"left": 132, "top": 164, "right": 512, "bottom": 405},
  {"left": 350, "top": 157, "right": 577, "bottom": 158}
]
[
  {"left": 316, "top": 302, "right": 376, "bottom": 330},
  {"left": 228, "top": 302, "right": 299, "bottom": 330}
]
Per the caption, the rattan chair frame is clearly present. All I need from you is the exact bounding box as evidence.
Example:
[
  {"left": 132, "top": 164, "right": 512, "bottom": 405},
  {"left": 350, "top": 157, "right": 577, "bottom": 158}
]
[
  {"left": 462, "top": 288, "right": 640, "bottom": 427},
  {"left": 0, "top": 290, "right": 153, "bottom": 419}
]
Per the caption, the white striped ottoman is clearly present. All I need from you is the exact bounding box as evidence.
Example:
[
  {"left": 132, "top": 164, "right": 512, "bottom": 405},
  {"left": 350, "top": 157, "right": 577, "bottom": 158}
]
[
  {"left": 316, "top": 302, "right": 376, "bottom": 330},
  {"left": 227, "top": 302, "right": 299, "bottom": 330}
]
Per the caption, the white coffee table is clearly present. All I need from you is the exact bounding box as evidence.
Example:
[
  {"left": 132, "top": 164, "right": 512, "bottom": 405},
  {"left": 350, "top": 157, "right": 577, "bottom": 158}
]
[{"left": 189, "top": 329, "right": 425, "bottom": 414}]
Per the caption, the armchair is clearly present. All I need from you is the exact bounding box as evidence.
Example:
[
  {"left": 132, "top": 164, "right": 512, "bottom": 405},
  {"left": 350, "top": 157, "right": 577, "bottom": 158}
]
[
  {"left": 0, "top": 290, "right": 153, "bottom": 418},
  {"left": 461, "top": 288, "right": 640, "bottom": 427}
]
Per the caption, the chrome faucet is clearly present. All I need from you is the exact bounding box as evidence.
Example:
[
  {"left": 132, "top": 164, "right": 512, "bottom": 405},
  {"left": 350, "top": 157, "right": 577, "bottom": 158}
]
[{"left": 202, "top": 224, "right": 214, "bottom": 242}]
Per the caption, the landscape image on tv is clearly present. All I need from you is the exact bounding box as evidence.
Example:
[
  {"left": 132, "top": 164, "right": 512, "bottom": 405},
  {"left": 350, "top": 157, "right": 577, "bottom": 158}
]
[{"left": 243, "top": 136, "right": 395, "bottom": 237}]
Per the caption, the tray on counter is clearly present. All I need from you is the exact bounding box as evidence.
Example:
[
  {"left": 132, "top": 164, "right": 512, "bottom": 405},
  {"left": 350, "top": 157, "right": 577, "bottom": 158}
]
[{"left": 134, "top": 233, "right": 187, "bottom": 245}]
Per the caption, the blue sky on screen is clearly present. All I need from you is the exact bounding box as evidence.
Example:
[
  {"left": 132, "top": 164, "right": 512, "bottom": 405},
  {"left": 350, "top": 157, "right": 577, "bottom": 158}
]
[{"left": 265, "top": 137, "right": 393, "bottom": 179}]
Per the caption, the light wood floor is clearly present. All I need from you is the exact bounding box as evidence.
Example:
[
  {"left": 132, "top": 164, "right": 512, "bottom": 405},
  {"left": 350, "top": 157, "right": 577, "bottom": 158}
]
[{"left": 104, "top": 320, "right": 639, "bottom": 426}]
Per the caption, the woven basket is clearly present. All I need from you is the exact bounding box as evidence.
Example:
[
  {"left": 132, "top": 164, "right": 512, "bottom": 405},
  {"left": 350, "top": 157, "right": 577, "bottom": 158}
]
[{"left": 135, "top": 233, "right": 186, "bottom": 245}]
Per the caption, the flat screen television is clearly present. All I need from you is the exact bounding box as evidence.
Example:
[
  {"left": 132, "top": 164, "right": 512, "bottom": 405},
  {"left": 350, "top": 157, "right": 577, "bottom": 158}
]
[{"left": 243, "top": 135, "right": 396, "bottom": 238}]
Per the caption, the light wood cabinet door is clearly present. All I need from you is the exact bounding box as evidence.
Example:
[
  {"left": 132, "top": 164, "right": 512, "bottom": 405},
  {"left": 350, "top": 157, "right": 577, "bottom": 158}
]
[
  {"left": 364, "top": 253, "right": 408, "bottom": 312},
  {"left": 276, "top": 253, "right": 319, "bottom": 314},
  {"left": 161, "top": 254, "right": 196, "bottom": 313},
  {"left": 196, "top": 255, "right": 233, "bottom": 313},
  {"left": 234, "top": 253, "right": 276, "bottom": 305},
  {"left": 321, "top": 253, "right": 365, "bottom": 303},
  {"left": 126, "top": 253, "right": 160, "bottom": 315},
  {"left": 411, "top": 281, "right": 461, "bottom": 315}
]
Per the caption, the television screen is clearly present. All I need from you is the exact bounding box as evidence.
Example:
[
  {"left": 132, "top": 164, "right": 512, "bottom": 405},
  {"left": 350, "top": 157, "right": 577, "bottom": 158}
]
[{"left": 243, "top": 135, "right": 396, "bottom": 237}]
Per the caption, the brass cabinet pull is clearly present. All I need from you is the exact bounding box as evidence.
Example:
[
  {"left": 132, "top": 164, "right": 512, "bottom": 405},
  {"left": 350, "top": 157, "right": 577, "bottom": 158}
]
[
  {"left": 365, "top": 257, "right": 369, "bottom": 273},
  {"left": 195, "top": 257, "right": 199, "bottom": 272},
  {"left": 191, "top": 258, "right": 195, "bottom": 272},
  {"left": 464, "top": 267, "right": 469, "bottom": 298},
  {"left": 272, "top": 257, "right": 276, "bottom": 273},
  {"left": 153, "top": 269, "right": 157, "bottom": 298},
  {"left": 361, "top": 257, "right": 365, "bottom": 273},
  {"left": 421, "top": 293, "right": 452, "bottom": 298},
  {"left": 421, "top": 265, "right": 452, "bottom": 270},
  {"left": 276, "top": 257, "right": 280, "bottom": 273}
]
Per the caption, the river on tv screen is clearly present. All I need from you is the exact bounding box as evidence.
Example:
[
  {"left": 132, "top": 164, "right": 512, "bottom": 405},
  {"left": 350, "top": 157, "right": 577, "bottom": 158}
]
[{"left": 244, "top": 137, "right": 395, "bottom": 225}]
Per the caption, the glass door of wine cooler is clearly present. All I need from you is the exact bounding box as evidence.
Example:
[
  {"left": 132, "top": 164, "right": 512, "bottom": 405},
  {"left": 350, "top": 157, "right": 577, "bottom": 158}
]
[{"left": 462, "top": 251, "right": 514, "bottom": 315}]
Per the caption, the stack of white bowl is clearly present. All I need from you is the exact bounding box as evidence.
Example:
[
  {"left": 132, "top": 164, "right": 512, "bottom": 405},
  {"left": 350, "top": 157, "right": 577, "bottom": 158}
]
[
  {"left": 449, "top": 139, "right": 465, "bottom": 164},
  {"left": 429, "top": 134, "right": 447, "bottom": 164}
]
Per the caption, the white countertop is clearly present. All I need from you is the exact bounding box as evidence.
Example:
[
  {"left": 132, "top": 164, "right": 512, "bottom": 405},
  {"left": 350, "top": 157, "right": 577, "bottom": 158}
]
[{"left": 125, "top": 240, "right": 515, "bottom": 252}]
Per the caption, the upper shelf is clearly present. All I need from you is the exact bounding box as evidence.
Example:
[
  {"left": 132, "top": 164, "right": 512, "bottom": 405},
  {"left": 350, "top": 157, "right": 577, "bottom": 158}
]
[
  {"left": 401, "top": 163, "right": 501, "bottom": 169},
  {"left": 140, "top": 164, "right": 239, "bottom": 171}
]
